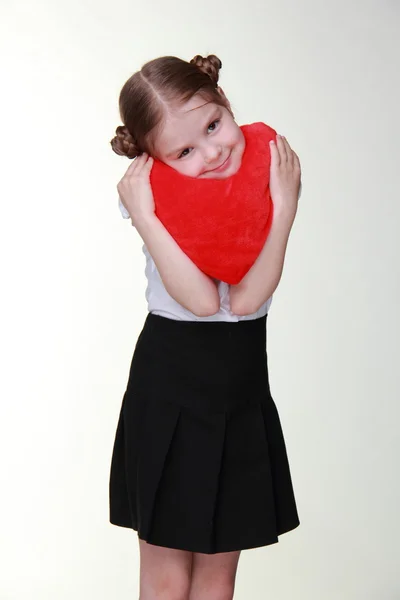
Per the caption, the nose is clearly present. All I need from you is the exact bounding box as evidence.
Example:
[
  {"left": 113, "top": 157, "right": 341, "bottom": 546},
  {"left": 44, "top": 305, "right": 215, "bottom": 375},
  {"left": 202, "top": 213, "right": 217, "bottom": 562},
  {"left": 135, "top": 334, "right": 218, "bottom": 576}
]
[{"left": 204, "top": 145, "right": 222, "bottom": 164}]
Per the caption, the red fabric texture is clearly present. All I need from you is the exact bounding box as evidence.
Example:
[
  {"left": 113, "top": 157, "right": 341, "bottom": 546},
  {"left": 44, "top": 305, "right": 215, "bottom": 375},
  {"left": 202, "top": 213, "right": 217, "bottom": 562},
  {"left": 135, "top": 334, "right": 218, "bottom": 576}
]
[{"left": 150, "top": 122, "right": 276, "bottom": 284}]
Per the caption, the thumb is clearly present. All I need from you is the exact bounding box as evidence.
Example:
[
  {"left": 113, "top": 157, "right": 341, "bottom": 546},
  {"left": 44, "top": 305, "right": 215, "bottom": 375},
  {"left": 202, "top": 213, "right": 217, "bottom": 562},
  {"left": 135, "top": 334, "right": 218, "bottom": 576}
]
[{"left": 143, "top": 156, "right": 154, "bottom": 175}]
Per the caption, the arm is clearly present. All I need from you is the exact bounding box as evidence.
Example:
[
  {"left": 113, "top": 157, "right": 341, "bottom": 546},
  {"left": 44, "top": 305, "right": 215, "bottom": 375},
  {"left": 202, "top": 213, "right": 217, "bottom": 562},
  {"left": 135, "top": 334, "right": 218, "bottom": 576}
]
[
  {"left": 230, "top": 207, "right": 294, "bottom": 316},
  {"left": 230, "top": 134, "right": 301, "bottom": 316},
  {"left": 135, "top": 213, "right": 221, "bottom": 317},
  {"left": 117, "top": 153, "right": 220, "bottom": 317}
]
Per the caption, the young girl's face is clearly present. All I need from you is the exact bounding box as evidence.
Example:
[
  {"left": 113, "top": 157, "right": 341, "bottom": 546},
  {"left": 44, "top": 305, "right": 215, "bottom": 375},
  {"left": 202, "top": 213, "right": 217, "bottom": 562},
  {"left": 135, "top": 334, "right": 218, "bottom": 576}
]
[{"left": 153, "top": 93, "right": 246, "bottom": 179}]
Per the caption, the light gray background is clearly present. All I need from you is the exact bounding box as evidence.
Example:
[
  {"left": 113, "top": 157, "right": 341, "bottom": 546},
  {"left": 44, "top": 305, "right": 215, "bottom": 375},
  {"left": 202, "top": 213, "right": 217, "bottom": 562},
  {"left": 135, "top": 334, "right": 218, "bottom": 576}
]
[{"left": 1, "top": 0, "right": 399, "bottom": 598}]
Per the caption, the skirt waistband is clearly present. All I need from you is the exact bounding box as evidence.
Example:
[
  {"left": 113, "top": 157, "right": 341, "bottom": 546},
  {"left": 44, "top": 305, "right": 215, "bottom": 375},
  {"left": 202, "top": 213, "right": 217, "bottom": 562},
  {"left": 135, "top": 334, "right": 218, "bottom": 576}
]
[
  {"left": 140, "top": 312, "right": 268, "bottom": 381},
  {"left": 145, "top": 311, "right": 267, "bottom": 337}
]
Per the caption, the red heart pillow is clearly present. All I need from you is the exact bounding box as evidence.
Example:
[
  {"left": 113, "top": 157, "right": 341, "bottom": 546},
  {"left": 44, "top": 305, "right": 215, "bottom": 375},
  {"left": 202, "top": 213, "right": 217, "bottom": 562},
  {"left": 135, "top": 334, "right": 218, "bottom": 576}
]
[{"left": 150, "top": 122, "right": 276, "bottom": 285}]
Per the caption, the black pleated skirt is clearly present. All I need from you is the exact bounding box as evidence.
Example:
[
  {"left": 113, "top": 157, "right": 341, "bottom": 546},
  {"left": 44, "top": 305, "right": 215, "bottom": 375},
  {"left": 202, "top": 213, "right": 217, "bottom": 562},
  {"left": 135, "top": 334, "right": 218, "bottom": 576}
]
[{"left": 109, "top": 312, "right": 300, "bottom": 554}]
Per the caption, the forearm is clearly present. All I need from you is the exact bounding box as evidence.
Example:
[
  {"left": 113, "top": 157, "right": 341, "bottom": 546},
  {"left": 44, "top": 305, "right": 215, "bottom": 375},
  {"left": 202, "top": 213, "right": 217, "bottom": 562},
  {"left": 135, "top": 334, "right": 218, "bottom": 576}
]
[
  {"left": 230, "top": 207, "right": 295, "bottom": 315},
  {"left": 134, "top": 214, "right": 220, "bottom": 317}
]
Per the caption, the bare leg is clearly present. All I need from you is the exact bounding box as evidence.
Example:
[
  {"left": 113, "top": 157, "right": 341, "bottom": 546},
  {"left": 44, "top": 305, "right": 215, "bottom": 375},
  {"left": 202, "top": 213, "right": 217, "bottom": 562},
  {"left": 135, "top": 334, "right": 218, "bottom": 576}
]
[
  {"left": 189, "top": 550, "right": 241, "bottom": 600},
  {"left": 138, "top": 537, "right": 193, "bottom": 600}
]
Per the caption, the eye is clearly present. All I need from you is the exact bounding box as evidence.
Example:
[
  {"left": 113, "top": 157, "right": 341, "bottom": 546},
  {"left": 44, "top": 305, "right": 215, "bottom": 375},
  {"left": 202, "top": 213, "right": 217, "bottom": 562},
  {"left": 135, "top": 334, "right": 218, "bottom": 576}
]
[
  {"left": 178, "top": 148, "right": 192, "bottom": 159},
  {"left": 207, "top": 119, "right": 220, "bottom": 133},
  {"left": 177, "top": 119, "right": 221, "bottom": 159}
]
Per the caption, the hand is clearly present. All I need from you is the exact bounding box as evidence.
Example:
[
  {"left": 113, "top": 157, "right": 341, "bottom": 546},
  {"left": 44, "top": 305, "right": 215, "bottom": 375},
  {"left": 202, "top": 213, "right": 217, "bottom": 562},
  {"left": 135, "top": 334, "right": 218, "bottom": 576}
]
[
  {"left": 117, "top": 153, "right": 155, "bottom": 226},
  {"left": 269, "top": 135, "right": 301, "bottom": 222}
]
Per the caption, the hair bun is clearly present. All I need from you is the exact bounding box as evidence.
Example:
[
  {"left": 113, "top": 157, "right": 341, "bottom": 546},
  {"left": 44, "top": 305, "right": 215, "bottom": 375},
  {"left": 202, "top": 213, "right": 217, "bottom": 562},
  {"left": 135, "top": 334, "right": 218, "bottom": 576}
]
[
  {"left": 190, "top": 54, "right": 222, "bottom": 86},
  {"left": 110, "top": 125, "right": 139, "bottom": 159}
]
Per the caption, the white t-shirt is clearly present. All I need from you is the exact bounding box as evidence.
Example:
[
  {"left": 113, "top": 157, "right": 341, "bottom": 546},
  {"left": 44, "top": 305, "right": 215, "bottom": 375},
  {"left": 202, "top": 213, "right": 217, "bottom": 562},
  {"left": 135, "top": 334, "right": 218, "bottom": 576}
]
[{"left": 118, "top": 198, "right": 272, "bottom": 322}]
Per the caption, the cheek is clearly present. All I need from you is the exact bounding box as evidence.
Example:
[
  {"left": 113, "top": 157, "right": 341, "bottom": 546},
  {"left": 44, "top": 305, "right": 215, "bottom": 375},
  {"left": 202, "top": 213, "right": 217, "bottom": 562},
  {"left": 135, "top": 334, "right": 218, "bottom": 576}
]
[
  {"left": 232, "top": 128, "right": 245, "bottom": 154},
  {"left": 167, "top": 158, "right": 203, "bottom": 178},
  {"left": 225, "top": 124, "right": 243, "bottom": 150}
]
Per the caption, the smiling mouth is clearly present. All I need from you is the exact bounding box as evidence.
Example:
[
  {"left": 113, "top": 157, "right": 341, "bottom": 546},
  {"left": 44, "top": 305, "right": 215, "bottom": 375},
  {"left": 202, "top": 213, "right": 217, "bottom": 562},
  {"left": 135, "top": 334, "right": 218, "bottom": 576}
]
[{"left": 207, "top": 153, "right": 231, "bottom": 173}]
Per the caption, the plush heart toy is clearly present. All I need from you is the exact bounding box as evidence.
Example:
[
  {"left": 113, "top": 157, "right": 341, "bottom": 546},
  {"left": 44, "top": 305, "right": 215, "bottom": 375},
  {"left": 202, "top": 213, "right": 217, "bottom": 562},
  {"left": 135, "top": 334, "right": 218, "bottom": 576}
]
[{"left": 149, "top": 122, "right": 276, "bottom": 285}]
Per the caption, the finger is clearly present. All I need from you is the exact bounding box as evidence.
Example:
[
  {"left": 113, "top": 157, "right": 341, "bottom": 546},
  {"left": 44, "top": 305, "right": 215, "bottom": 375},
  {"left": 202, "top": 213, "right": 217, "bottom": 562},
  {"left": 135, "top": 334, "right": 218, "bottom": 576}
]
[
  {"left": 132, "top": 152, "right": 150, "bottom": 177},
  {"left": 124, "top": 155, "right": 142, "bottom": 178},
  {"left": 269, "top": 139, "right": 280, "bottom": 166},
  {"left": 276, "top": 135, "right": 288, "bottom": 163},
  {"left": 142, "top": 156, "right": 154, "bottom": 176},
  {"left": 281, "top": 136, "right": 295, "bottom": 167},
  {"left": 292, "top": 151, "right": 301, "bottom": 173}
]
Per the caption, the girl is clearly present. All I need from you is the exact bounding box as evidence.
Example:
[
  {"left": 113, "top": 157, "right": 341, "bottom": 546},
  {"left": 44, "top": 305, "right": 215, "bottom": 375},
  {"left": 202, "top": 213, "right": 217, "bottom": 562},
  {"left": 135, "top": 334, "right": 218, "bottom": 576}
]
[{"left": 109, "top": 54, "right": 301, "bottom": 600}]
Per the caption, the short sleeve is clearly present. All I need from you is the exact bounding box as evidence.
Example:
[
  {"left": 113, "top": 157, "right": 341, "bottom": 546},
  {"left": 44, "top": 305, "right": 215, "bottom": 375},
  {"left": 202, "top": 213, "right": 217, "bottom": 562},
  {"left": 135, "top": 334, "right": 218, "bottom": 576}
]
[{"left": 118, "top": 196, "right": 131, "bottom": 219}]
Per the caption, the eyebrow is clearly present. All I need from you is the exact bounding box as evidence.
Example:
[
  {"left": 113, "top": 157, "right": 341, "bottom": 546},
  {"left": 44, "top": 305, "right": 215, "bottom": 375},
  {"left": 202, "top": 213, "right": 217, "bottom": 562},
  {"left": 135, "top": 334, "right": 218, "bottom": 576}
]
[{"left": 165, "top": 106, "right": 221, "bottom": 158}]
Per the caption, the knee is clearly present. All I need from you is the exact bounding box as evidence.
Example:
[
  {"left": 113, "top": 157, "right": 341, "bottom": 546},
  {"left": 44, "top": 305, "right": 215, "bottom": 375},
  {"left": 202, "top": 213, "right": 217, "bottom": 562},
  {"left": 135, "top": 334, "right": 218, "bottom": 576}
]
[
  {"left": 212, "top": 583, "right": 235, "bottom": 600},
  {"left": 140, "top": 571, "right": 190, "bottom": 600},
  {"left": 190, "top": 580, "right": 235, "bottom": 600}
]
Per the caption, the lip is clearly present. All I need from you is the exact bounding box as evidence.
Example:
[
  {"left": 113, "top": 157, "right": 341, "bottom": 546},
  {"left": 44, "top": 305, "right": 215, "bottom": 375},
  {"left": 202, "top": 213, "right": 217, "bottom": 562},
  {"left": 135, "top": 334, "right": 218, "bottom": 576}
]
[{"left": 207, "top": 152, "right": 232, "bottom": 173}]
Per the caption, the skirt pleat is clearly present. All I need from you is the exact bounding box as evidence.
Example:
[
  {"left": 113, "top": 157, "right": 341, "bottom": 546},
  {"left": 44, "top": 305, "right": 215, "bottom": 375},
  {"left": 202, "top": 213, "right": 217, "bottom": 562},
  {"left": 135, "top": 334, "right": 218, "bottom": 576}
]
[{"left": 109, "top": 312, "right": 300, "bottom": 554}]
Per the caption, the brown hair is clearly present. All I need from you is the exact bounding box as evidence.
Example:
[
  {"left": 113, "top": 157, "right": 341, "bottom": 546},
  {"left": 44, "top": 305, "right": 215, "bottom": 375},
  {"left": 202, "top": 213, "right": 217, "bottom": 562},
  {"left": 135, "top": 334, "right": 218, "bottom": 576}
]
[{"left": 110, "top": 54, "right": 230, "bottom": 159}]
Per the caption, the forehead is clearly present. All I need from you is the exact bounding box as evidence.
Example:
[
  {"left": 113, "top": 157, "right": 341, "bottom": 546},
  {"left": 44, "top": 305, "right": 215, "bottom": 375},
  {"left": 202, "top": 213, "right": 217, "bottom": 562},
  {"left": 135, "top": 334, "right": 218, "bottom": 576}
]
[{"left": 155, "top": 95, "right": 220, "bottom": 154}]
